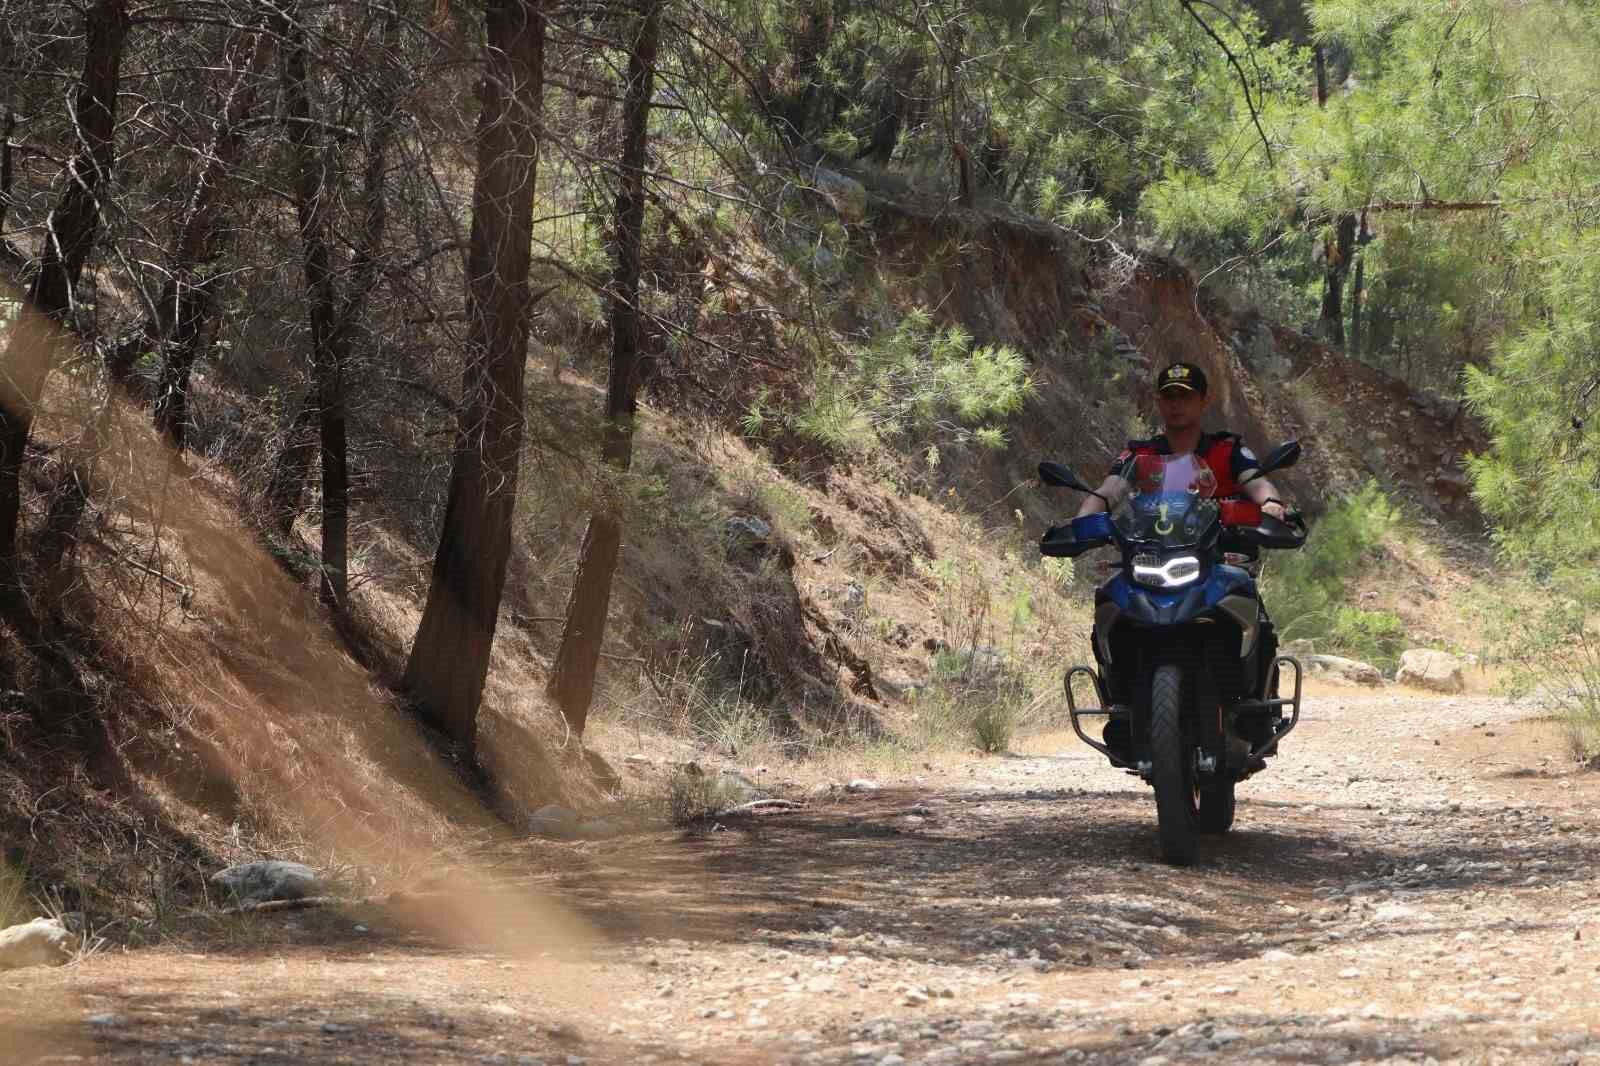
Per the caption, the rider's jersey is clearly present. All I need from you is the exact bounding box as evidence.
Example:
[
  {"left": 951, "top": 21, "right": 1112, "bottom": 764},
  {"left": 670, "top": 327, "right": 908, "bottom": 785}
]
[{"left": 1111, "top": 432, "right": 1260, "bottom": 499}]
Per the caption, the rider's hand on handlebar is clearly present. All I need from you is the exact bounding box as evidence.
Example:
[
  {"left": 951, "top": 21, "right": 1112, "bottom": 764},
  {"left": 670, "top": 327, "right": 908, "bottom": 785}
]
[{"left": 1262, "top": 500, "right": 1288, "bottom": 521}]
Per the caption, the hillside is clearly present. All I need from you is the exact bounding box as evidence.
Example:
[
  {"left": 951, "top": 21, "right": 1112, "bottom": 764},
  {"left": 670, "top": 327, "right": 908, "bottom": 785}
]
[{"left": 0, "top": 156, "right": 1497, "bottom": 928}]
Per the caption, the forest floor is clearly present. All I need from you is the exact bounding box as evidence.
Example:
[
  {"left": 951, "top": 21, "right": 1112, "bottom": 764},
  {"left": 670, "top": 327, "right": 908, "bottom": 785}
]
[{"left": 5, "top": 683, "right": 1600, "bottom": 1066}]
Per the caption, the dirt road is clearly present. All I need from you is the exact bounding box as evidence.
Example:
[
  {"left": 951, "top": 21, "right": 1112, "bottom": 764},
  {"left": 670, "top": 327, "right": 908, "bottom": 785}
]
[{"left": 6, "top": 687, "right": 1600, "bottom": 1065}]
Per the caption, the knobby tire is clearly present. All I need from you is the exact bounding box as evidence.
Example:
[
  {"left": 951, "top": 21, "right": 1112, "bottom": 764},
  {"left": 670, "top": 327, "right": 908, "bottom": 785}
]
[
  {"left": 1197, "top": 777, "right": 1236, "bottom": 834},
  {"left": 1150, "top": 663, "right": 1199, "bottom": 865}
]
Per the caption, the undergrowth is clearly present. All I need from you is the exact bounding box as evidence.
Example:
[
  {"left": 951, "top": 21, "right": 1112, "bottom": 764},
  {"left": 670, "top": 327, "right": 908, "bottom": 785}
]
[
  {"left": 1264, "top": 481, "right": 1410, "bottom": 670},
  {"left": 1, "top": 862, "right": 29, "bottom": 928},
  {"left": 1475, "top": 591, "right": 1600, "bottom": 763}
]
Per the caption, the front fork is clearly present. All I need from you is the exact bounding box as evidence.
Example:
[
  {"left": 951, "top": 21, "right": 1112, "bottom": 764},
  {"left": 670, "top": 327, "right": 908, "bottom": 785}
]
[{"left": 1064, "top": 656, "right": 1304, "bottom": 776}]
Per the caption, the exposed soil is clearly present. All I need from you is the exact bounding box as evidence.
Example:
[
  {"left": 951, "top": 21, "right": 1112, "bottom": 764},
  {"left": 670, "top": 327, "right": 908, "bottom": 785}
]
[{"left": 6, "top": 686, "right": 1600, "bottom": 1065}]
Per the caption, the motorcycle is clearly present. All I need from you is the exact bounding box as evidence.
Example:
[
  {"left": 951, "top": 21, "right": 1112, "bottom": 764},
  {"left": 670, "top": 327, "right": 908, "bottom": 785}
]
[{"left": 1037, "top": 443, "right": 1308, "bottom": 865}]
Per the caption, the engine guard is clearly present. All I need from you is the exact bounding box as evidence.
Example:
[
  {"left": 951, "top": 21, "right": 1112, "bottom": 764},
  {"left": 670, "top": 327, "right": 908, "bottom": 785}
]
[
  {"left": 1062, "top": 665, "right": 1135, "bottom": 771},
  {"left": 1237, "top": 655, "right": 1303, "bottom": 758},
  {"left": 1063, "top": 656, "right": 1303, "bottom": 772}
]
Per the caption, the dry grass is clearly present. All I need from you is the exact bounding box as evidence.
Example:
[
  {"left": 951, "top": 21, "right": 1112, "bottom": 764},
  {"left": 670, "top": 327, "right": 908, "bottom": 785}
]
[{"left": 1, "top": 296, "right": 601, "bottom": 949}]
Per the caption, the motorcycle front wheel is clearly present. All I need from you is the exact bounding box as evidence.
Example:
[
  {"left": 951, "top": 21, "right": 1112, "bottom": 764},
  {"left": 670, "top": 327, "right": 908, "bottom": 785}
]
[
  {"left": 1150, "top": 663, "right": 1200, "bottom": 866},
  {"left": 1197, "top": 778, "right": 1236, "bottom": 834}
]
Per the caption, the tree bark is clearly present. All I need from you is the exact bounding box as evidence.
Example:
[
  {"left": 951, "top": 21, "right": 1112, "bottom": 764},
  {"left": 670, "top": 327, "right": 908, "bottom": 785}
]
[
  {"left": 1310, "top": 44, "right": 1357, "bottom": 349},
  {"left": 1349, "top": 212, "right": 1370, "bottom": 358},
  {"left": 135, "top": 29, "right": 273, "bottom": 416},
  {"left": 0, "top": 0, "right": 129, "bottom": 577},
  {"left": 402, "top": 0, "right": 546, "bottom": 752},
  {"left": 1320, "top": 212, "right": 1357, "bottom": 348},
  {"left": 258, "top": 10, "right": 397, "bottom": 608},
  {"left": 546, "top": 0, "right": 661, "bottom": 737},
  {"left": 262, "top": 395, "right": 319, "bottom": 536},
  {"left": 277, "top": 23, "right": 350, "bottom": 609},
  {"left": 0, "top": 108, "right": 15, "bottom": 237}
]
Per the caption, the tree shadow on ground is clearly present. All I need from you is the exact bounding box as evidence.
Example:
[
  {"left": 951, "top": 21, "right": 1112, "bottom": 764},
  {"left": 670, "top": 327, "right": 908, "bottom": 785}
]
[
  {"left": 992, "top": 1009, "right": 1598, "bottom": 1066},
  {"left": 0, "top": 971, "right": 773, "bottom": 1066},
  {"left": 531, "top": 784, "right": 1600, "bottom": 972}
]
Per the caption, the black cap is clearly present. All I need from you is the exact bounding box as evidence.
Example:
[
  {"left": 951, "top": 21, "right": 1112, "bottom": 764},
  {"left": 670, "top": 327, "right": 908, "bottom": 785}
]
[{"left": 1156, "top": 361, "right": 1208, "bottom": 394}]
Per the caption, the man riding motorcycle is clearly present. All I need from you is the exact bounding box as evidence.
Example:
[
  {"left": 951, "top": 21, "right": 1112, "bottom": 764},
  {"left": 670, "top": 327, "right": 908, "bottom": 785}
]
[{"left": 1077, "top": 361, "right": 1290, "bottom": 750}]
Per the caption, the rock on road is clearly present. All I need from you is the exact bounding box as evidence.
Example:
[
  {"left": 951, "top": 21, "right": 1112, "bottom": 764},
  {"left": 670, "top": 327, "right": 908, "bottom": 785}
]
[{"left": 4, "top": 688, "right": 1599, "bottom": 1065}]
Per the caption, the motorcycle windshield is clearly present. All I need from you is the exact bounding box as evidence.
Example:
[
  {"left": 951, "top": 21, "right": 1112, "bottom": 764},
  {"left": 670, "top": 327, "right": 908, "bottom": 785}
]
[{"left": 1111, "top": 452, "right": 1220, "bottom": 549}]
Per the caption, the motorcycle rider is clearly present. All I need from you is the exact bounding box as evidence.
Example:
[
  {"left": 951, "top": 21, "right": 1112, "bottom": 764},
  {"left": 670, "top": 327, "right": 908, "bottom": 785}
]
[
  {"left": 1077, "top": 361, "right": 1289, "bottom": 744},
  {"left": 1076, "top": 361, "right": 1287, "bottom": 524}
]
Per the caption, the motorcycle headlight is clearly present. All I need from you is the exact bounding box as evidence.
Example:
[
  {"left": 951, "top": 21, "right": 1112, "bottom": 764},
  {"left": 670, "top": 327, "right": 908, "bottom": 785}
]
[{"left": 1132, "top": 554, "right": 1202, "bottom": 588}]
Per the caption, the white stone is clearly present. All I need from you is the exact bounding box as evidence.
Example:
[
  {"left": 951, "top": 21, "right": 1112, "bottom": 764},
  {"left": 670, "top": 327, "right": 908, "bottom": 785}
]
[
  {"left": 1396, "top": 649, "right": 1466, "bottom": 693},
  {"left": 0, "top": 917, "right": 73, "bottom": 970}
]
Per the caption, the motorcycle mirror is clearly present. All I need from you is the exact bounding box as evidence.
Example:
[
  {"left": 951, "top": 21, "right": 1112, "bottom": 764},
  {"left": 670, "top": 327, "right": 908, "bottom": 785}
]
[
  {"left": 1241, "top": 440, "right": 1301, "bottom": 483},
  {"left": 1039, "top": 461, "right": 1092, "bottom": 493}
]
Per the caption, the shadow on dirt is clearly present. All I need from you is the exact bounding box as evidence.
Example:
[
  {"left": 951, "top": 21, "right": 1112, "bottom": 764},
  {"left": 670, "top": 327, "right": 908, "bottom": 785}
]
[
  {"left": 549, "top": 784, "right": 1600, "bottom": 972},
  {"left": 990, "top": 1010, "right": 1598, "bottom": 1066},
  {"left": 2, "top": 980, "right": 749, "bottom": 1066}
]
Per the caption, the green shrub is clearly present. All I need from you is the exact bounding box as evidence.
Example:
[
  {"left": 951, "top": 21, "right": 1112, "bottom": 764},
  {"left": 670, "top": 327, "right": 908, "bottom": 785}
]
[
  {"left": 786, "top": 307, "right": 1032, "bottom": 453},
  {"left": 1480, "top": 595, "right": 1600, "bottom": 763},
  {"left": 1265, "top": 481, "right": 1401, "bottom": 650},
  {"left": 1330, "top": 607, "right": 1406, "bottom": 673},
  {"left": 970, "top": 701, "right": 1019, "bottom": 754}
]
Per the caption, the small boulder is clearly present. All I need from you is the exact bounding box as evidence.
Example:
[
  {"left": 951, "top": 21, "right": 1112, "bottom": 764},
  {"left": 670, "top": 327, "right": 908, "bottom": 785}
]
[
  {"left": 527, "top": 804, "right": 582, "bottom": 839},
  {"left": 0, "top": 917, "right": 73, "bottom": 970},
  {"left": 723, "top": 515, "right": 771, "bottom": 543},
  {"left": 212, "top": 860, "right": 322, "bottom": 905},
  {"left": 573, "top": 819, "right": 623, "bottom": 840},
  {"left": 1396, "top": 649, "right": 1465, "bottom": 693},
  {"left": 1303, "top": 654, "right": 1383, "bottom": 687},
  {"left": 811, "top": 167, "right": 867, "bottom": 222}
]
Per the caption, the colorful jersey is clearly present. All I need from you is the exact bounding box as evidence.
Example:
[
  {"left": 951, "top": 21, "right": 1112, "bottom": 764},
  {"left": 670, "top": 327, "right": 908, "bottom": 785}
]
[{"left": 1111, "top": 432, "right": 1260, "bottom": 499}]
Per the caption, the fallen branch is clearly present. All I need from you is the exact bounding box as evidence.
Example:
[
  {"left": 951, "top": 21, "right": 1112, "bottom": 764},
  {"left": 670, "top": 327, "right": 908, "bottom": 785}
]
[
  {"left": 715, "top": 798, "right": 805, "bottom": 817},
  {"left": 220, "top": 894, "right": 350, "bottom": 915}
]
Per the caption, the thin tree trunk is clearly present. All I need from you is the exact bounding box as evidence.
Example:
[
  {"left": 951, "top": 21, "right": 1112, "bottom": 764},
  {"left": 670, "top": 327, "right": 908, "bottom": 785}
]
[
  {"left": 279, "top": 24, "right": 348, "bottom": 609},
  {"left": 136, "top": 28, "right": 273, "bottom": 407},
  {"left": 0, "top": 108, "right": 15, "bottom": 237},
  {"left": 1349, "top": 212, "right": 1369, "bottom": 358},
  {"left": 0, "top": 0, "right": 129, "bottom": 577},
  {"left": 262, "top": 394, "right": 319, "bottom": 536},
  {"left": 546, "top": 0, "right": 662, "bottom": 737},
  {"left": 402, "top": 0, "right": 545, "bottom": 752},
  {"left": 1311, "top": 44, "right": 1355, "bottom": 349},
  {"left": 258, "top": 12, "right": 396, "bottom": 582},
  {"left": 1320, "top": 212, "right": 1356, "bottom": 348}
]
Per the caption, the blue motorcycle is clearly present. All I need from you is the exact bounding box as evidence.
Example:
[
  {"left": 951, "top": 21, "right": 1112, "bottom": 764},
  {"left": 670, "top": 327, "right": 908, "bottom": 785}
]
[{"left": 1038, "top": 443, "right": 1307, "bottom": 865}]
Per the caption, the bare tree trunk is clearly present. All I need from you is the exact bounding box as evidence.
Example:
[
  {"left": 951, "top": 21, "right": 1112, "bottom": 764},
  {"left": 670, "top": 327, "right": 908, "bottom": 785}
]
[
  {"left": 278, "top": 23, "right": 349, "bottom": 609},
  {"left": 0, "top": 108, "right": 15, "bottom": 237},
  {"left": 1320, "top": 212, "right": 1356, "bottom": 348},
  {"left": 402, "top": 0, "right": 546, "bottom": 752},
  {"left": 1311, "top": 44, "right": 1356, "bottom": 349},
  {"left": 1349, "top": 213, "right": 1370, "bottom": 358},
  {"left": 257, "top": 13, "right": 397, "bottom": 590},
  {"left": 136, "top": 29, "right": 273, "bottom": 412},
  {"left": 0, "top": 0, "right": 129, "bottom": 578},
  {"left": 546, "top": 0, "right": 661, "bottom": 737},
  {"left": 262, "top": 395, "right": 319, "bottom": 535}
]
